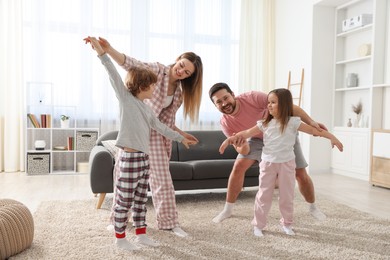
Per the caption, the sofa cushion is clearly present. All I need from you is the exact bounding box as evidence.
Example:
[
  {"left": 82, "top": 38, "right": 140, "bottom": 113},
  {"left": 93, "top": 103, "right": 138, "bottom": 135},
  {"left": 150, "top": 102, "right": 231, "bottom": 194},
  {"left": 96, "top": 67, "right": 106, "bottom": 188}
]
[
  {"left": 169, "top": 161, "right": 193, "bottom": 180},
  {"left": 170, "top": 141, "right": 179, "bottom": 161},
  {"left": 189, "top": 159, "right": 235, "bottom": 179},
  {"left": 101, "top": 140, "right": 119, "bottom": 158},
  {"left": 178, "top": 131, "right": 237, "bottom": 161},
  {"left": 189, "top": 160, "right": 259, "bottom": 180}
]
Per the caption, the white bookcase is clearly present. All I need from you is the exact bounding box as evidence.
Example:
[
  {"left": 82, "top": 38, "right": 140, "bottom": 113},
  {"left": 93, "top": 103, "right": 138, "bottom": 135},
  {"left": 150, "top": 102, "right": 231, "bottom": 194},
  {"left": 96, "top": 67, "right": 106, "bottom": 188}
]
[
  {"left": 25, "top": 82, "right": 99, "bottom": 175},
  {"left": 313, "top": 0, "right": 389, "bottom": 180}
]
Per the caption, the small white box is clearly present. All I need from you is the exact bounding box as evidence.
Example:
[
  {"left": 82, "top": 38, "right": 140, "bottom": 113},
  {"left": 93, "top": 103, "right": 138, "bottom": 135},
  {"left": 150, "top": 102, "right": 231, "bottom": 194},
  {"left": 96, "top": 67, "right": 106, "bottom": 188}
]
[
  {"left": 342, "top": 14, "right": 373, "bottom": 32},
  {"left": 77, "top": 162, "right": 89, "bottom": 173}
]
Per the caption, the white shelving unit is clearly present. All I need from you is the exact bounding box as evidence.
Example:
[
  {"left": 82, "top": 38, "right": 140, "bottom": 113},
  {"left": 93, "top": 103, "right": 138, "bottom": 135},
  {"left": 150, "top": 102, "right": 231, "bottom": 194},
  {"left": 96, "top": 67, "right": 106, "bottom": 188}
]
[
  {"left": 313, "top": 0, "right": 389, "bottom": 181},
  {"left": 25, "top": 82, "right": 99, "bottom": 175}
]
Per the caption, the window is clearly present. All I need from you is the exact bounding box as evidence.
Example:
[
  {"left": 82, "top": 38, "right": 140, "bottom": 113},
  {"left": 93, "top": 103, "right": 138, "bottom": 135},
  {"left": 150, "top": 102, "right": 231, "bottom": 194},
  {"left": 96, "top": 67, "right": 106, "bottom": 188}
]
[{"left": 23, "top": 0, "right": 241, "bottom": 131}]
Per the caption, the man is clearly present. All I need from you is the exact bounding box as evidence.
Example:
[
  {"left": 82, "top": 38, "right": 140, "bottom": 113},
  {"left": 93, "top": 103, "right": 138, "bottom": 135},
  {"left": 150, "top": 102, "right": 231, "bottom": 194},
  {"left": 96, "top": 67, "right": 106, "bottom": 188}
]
[{"left": 209, "top": 82, "right": 327, "bottom": 223}]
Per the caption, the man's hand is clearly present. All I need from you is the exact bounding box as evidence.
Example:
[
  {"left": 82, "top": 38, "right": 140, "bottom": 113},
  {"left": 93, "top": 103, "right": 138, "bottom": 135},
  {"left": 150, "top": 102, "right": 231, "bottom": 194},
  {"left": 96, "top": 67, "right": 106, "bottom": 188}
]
[{"left": 310, "top": 121, "right": 328, "bottom": 136}]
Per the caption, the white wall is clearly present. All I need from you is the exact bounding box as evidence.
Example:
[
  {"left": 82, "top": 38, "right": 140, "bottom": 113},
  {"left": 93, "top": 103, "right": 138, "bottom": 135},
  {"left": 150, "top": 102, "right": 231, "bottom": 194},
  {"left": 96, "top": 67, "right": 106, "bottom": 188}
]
[{"left": 275, "top": 0, "right": 333, "bottom": 172}]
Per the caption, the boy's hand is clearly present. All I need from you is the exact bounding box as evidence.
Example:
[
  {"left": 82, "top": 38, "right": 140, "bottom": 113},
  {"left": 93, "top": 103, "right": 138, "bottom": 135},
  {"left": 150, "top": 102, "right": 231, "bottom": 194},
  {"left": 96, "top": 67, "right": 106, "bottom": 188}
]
[{"left": 83, "top": 36, "right": 105, "bottom": 56}]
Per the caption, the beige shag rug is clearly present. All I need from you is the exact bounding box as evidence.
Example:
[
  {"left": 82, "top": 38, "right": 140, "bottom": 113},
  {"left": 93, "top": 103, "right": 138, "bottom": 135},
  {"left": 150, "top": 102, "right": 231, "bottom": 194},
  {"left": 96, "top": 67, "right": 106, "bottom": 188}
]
[{"left": 11, "top": 190, "right": 390, "bottom": 260}]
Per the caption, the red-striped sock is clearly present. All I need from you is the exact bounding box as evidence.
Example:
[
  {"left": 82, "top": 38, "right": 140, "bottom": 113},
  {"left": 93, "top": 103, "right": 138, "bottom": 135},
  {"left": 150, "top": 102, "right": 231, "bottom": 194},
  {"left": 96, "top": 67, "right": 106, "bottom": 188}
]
[
  {"left": 115, "top": 232, "right": 126, "bottom": 239},
  {"left": 135, "top": 227, "right": 146, "bottom": 235}
]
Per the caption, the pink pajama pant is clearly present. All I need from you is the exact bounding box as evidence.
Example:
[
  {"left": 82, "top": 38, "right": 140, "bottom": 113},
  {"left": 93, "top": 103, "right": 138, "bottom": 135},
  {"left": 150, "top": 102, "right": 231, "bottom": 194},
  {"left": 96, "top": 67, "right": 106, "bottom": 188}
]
[
  {"left": 148, "top": 130, "right": 179, "bottom": 230},
  {"left": 252, "top": 159, "right": 296, "bottom": 230},
  {"left": 113, "top": 151, "right": 150, "bottom": 235}
]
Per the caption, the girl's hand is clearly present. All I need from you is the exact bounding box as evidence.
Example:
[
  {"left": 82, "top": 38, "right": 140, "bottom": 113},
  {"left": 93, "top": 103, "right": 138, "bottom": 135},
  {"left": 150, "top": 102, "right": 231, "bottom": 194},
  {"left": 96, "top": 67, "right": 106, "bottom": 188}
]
[
  {"left": 331, "top": 137, "right": 343, "bottom": 152},
  {"left": 219, "top": 139, "right": 230, "bottom": 154}
]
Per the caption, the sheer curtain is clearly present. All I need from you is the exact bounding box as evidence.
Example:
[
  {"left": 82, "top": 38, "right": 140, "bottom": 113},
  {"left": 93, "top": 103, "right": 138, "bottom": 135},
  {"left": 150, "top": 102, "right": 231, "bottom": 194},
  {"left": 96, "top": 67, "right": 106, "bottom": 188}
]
[
  {"left": 22, "top": 0, "right": 241, "bottom": 134},
  {"left": 1, "top": 0, "right": 275, "bottom": 172},
  {"left": 238, "top": 0, "right": 274, "bottom": 93},
  {"left": 0, "top": 0, "right": 25, "bottom": 172}
]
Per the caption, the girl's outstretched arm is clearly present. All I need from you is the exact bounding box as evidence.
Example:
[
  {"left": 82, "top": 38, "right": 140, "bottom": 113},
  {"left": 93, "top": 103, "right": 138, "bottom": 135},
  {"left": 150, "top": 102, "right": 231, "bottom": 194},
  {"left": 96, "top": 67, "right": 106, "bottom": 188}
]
[{"left": 298, "top": 123, "right": 344, "bottom": 151}]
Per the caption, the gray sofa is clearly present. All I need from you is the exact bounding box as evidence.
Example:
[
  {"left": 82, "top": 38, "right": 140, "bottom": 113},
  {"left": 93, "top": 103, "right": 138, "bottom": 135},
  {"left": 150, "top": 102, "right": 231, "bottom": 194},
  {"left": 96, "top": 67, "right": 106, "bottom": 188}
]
[{"left": 89, "top": 130, "right": 259, "bottom": 209}]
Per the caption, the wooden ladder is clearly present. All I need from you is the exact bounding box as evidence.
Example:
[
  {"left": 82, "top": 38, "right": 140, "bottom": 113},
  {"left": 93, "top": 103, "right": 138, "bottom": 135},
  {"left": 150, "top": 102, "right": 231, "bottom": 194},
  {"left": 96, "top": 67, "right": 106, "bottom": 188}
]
[{"left": 287, "top": 68, "right": 304, "bottom": 107}]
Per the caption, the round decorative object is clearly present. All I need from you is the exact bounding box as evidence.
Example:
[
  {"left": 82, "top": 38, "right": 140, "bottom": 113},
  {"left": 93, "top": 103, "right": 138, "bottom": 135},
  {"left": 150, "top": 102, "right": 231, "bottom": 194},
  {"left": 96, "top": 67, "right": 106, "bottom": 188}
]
[
  {"left": 358, "top": 44, "right": 371, "bottom": 57},
  {"left": 34, "top": 140, "right": 46, "bottom": 150},
  {"left": 0, "top": 199, "right": 34, "bottom": 259}
]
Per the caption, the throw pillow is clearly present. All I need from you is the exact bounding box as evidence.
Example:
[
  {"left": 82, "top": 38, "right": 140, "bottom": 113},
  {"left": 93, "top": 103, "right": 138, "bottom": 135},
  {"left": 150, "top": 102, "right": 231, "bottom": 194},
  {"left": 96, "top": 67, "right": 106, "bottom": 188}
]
[{"left": 101, "top": 140, "right": 119, "bottom": 158}]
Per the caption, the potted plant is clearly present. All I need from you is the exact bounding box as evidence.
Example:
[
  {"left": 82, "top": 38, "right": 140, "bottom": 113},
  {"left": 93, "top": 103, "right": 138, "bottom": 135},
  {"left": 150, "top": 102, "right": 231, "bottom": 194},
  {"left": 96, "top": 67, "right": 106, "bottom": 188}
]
[
  {"left": 352, "top": 101, "right": 362, "bottom": 127},
  {"left": 60, "top": 115, "right": 70, "bottom": 128}
]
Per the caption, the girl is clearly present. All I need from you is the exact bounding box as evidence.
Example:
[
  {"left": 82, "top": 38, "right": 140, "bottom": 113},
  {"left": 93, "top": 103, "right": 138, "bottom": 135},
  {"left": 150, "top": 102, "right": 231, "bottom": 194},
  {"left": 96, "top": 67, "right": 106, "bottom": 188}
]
[{"left": 219, "top": 88, "right": 343, "bottom": 237}]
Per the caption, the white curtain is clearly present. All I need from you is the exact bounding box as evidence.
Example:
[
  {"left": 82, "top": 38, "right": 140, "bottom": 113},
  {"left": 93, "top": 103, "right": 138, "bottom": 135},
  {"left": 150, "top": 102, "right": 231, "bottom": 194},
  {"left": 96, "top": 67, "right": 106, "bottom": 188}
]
[
  {"left": 0, "top": 0, "right": 25, "bottom": 172},
  {"left": 21, "top": 0, "right": 241, "bottom": 133},
  {"left": 1, "top": 0, "right": 275, "bottom": 172},
  {"left": 238, "top": 0, "right": 275, "bottom": 94}
]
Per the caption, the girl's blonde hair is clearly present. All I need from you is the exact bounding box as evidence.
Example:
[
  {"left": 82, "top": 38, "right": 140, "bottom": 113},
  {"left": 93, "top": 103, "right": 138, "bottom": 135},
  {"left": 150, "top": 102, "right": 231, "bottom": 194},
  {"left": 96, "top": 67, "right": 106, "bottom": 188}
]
[
  {"left": 125, "top": 67, "right": 157, "bottom": 96},
  {"left": 263, "top": 88, "right": 294, "bottom": 133},
  {"left": 175, "top": 52, "right": 203, "bottom": 123}
]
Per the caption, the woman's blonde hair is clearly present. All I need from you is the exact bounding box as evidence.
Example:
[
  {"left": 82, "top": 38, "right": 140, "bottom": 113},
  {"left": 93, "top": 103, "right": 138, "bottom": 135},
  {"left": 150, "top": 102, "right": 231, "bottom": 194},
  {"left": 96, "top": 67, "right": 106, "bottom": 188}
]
[
  {"left": 263, "top": 88, "right": 293, "bottom": 134},
  {"left": 175, "top": 52, "right": 203, "bottom": 123},
  {"left": 125, "top": 67, "right": 157, "bottom": 96}
]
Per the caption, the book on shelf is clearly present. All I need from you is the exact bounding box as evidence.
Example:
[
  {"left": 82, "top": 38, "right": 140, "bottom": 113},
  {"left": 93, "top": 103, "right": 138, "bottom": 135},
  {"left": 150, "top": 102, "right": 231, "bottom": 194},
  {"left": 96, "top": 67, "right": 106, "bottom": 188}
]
[
  {"left": 40, "top": 114, "right": 52, "bottom": 128},
  {"left": 67, "top": 137, "right": 74, "bottom": 150},
  {"left": 40, "top": 114, "right": 46, "bottom": 128},
  {"left": 27, "top": 113, "right": 40, "bottom": 128}
]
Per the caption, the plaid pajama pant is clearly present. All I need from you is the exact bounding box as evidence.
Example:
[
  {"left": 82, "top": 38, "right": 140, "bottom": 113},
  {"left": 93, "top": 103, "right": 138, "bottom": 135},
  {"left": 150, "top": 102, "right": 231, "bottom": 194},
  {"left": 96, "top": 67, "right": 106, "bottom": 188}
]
[{"left": 113, "top": 150, "right": 150, "bottom": 235}]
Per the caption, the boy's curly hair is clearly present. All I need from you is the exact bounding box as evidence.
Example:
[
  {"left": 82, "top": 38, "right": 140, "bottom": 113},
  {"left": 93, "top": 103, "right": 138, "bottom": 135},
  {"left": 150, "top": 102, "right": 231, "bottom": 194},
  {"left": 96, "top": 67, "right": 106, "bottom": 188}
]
[{"left": 125, "top": 67, "right": 157, "bottom": 96}]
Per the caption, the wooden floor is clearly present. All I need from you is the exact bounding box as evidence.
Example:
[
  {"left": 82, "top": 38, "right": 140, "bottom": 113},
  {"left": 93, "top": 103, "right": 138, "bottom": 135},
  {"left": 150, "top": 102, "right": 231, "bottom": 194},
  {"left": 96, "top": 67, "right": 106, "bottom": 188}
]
[{"left": 0, "top": 171, "right": 389, "bottom": 219}]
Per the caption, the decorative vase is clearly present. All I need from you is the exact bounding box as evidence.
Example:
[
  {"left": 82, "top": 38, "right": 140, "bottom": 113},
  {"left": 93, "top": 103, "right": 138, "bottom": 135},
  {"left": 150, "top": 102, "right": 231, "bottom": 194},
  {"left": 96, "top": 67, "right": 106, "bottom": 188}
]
[
  {"left": 34, "top": 140, "right": 46, "bottom": 150},
  {"left": 61, "top": 119, "right": 70, "bottom": 129},
  {"left": 359, "top": 113, "right": 365, "bottom": 128},
  {"left": 347, "top": 118, "right": 352, "bottom": 127},
  {"left": 354, "top": 114, "right": 361, "bottom": 127}
]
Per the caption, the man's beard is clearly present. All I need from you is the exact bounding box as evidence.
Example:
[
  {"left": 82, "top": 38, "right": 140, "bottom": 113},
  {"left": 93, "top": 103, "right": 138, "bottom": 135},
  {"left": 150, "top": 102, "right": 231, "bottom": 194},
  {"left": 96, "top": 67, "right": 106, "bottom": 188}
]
[{"left": 221, "top": 101, "right": 236, "bottom": 115}]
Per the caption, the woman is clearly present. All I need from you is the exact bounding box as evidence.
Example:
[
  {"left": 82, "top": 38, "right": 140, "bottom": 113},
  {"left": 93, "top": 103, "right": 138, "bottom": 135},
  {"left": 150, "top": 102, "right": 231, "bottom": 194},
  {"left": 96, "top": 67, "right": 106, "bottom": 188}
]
[{"left": 97, "top": 37, "right": 203, "bottom": 237}]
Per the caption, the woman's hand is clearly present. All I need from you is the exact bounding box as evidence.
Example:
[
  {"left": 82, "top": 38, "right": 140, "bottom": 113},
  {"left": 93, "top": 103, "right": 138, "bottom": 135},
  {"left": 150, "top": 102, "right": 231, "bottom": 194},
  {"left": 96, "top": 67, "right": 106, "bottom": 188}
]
[
  {"left": 181, "top": 138, "right": 197, "bottom": 149},
  {"left": 98, "top": 37, "right": 111, "bottom": 52},
  {"left": 182, "top": 132, "right": 199, "bottom": 144}
]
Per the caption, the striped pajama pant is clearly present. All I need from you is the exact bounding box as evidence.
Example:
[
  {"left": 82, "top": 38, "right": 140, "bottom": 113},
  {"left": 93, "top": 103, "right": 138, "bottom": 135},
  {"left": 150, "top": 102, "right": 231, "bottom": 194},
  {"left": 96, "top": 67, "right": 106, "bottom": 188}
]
[{"left": 113, "top": 151, "right": 150, "bottom": 235}]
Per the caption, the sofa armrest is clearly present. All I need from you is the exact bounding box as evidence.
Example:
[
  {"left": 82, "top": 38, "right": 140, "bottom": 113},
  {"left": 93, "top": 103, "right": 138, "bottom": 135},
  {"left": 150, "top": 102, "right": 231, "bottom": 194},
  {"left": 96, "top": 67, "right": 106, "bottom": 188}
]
[{"left": 89, "top": 145, "right": 115, "bottom": 194}]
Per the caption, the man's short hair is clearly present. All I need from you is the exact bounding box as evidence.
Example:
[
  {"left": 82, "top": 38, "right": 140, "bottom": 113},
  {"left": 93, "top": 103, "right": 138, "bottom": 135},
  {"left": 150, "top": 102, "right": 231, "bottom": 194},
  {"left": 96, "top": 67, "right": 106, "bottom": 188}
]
[{"left": 208, "top": 82, "right": 233, "bottom": 102}]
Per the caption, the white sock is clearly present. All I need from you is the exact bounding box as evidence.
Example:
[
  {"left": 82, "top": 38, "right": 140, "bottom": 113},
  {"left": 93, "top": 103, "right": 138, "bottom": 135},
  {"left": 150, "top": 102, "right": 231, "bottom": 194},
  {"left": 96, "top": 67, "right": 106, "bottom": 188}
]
[
  {"left": 253, "top": 227, "right": 264, "bottom": 237},
  {"left": 281, "top": 225, "right": 295, "bottom": 236},
  {"left": 135, "top": 234, "right": 159, "bottom": 247},
  {"left": 172, "top": 227, "right": 188, "bottom": 237},
  {"left": 212, "top": 202, "right": 234, "bottom": 223},
  {"left": 309, "top": 203, "right": 326, "bottom": 220},
  {"left": 115, "top": 238, "right": 140, "bottom": 251},
  {"left": 107, "top": 224, "right": 114, "bottom": 232}
]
